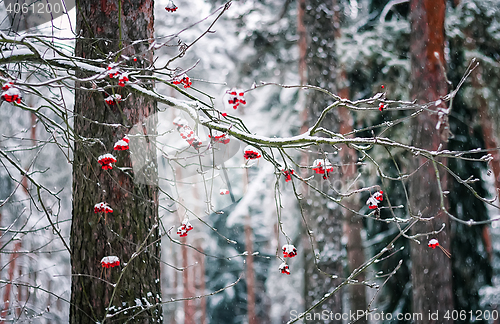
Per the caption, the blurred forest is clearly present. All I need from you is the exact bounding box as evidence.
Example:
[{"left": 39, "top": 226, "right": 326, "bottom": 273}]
[{"left": 1, "top": 0, "right": 500, "bottom": 323}]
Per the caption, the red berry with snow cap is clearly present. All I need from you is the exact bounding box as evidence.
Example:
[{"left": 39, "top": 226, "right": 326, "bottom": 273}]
[
  {"left": 226, "top": 88, "right": 246, "bottom": 109},
  {"left": 172, "top": 73, "right": 191, "bottom": 88},
  {"left": 209, "top": 133, "right": 230, "bottom": 144},
  {"left": 282, "top": 244, "right": 297, "bottom": 258},
  {"left": 1, "top": 87, "right": 22, "bottom": 104},
  {"left": 114, "top": 138, "right": 129, "bottom": 151},
  {"left": 366, "top": 191, "right": 383, "bottom": 210},
  {"left": 101, "top": 256, "right": 120, "bottom": 268},
  {"left": 177, "top": 218, "right": 193, "bottom": 237},
  {"left": 94, "top": 202, "right": 113, "bottom": 214},
  {"left": 2, "top": 81, "right": 14, "bottom": 90},
  {"left": 98, "top": 153, "right": 117, "bottom": 170},
  {"left": 107, "top": 64, "right": 121, "bottom": 78},
  {"left": 104, "top": 94, "right": 122, "bottom": 105},
  {"left": 279, "top": 262, "right": 290, "bottom": 275},
  {"left": 118, "top": 73, "right": 129, "bottom": 87},
  {"left": 165, "top": 0, "right": 178, "bottom": 11},
  {"left": 173, "top": 117, "right": 203, "bottom": 149},
  {"left": 428, "top": 239, "right": 439, "bottom": 249},
  {"left": 312, "top": 159, "right": 334, "bottom": 179},
  {"left": 244, "top": 145, "right": 261, "bottom": 160}
]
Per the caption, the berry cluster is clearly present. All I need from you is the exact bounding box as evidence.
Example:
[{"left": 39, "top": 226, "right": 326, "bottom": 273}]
[
  {"left": 244, "top": 145, "right": 261, "bottom": 160},
  {"left": 94, "top": 202, "right": 114, "bottom": 214},
  {"left": 366, "top": 190, "right": 383, "bottom": 210},
  {"left": 283, "top": 169, "right": 294, "bottom": 182},
  {"left": 428, "top": 239, "right": 439, "bottom": 249},
  {"left": 279, "top": 262, "right": 290, "bottom": 275},
  {"left": 1, "top": 82, "right": 22, "bottom": 104},
  {"left": 98, "top": 153, "right": 117, "bottom": 170},
  {"left": 279, "top": 244, "right": 298, "bottom": 275},
  {"left": 118, "top": 73, "right": 129, "bottom": 87},
  {"left": 177, "top": 219, "right": 194, "bottom": 237},
  {"left": 428, "top": 238, "right": 451, "bottom": 258},
  {"left": 173, "top": 117, "right": 203, "bottom": 150},
  {"left": 227, "top": 89, "right": 246, "bottom": 109},
  {"left": 101, "top": 256, "right": 120, "bottom": 268},
  {"left": 113, "top": 135, "right": 130, "bottom": 151},
  {"left": 172, "top": 73, "right": 192, "bottom": 88},
  {"left": 282, "top": 244, "right": 297, "bottom": 258},
  {"left": 165, "top": 0, "right": 178, "bottom": 12},
  {"left": 104, "top": 94, "right": 123, "bottom": 105},
  {"left": 209, "top": 134, "right": 230, "bottom": 144},
  {"left": 312, "top": 159, "right": 334, "bottom": 179},
  {"left": 107, "top": 64, "right": 130, "bottom": 87}
]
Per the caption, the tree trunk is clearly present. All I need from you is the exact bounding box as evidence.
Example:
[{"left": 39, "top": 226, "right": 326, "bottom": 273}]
[
  {"left": 70, "top": 1, "right": 161, "bottom": 323},
  {"left": 409, "top": 0, "right": 453, "bottom": 322},
  {"left": 182, "top": 237, "right": 195, "bottom": 324},
  {"left": 302, "top": 0, "right": 343, "bottom": 321},
  {"left": 243, "top": 169, "right": 257, "bottom": 324},
  {"left": 338, "top": 72, "right": 366, "bottom": 321}
]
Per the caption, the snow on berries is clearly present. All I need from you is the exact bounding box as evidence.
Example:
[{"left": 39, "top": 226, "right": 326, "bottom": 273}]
[
  {"left": 101, "top": 256, "right": 120, "bottom": 268},
  {"left": 118, "top": 73, "right": 129, "bottom": 87},
  {"left": 220, "top": 189, "right": 230, "bottom": 195},
  {"left": 94, "top": 202, "right": 113, "bottom": 214},
  {"left": 104, "top": 94, "right": 123, "bottom": 105},
  {"left": 172, "top": 73, "right": 192, "bottom": 88},
  {"left": 227, "top": 88, "right": 246, "bottom": 109},
  {"left": 427, "top": 238, "right": 451, "bottom": 258},
  {"left": 1, "top": 87, "right": 22, "bottom": 104},
  {"left": 244, "top": 145, "right": 261, "bottom": 160},
  {"left": 282, "top": 244, "right": 297, "bottom": 258},
  {"left": 98, "top": 153, "right": 117, "bottom": 170},
  {"left": 107, "top": 64, "right": 120, "bottom": 78},
  {"left": 279, "top": 262, "right": 290, "bottom": 275},
  {"left": 312, "top": 159, "right": 334, "bottom": 179},
  {"left": 165, "top": 0, "right": 178, "bottom": 12},
  {"left": 283, "top": 169, "right": 294, "bottom": 182},
  {"left": 379, "top": 103, "right": 385, "bottom": 111},
  {"left": 177, "top": 219, "right": 193, "bottom": 237},
  {"left": 428, "top": 239, "right": 439, "bottom": 249},
  {"left": 209, "top": 133, "right": 230, "bottom": 144},
  {"left": 366, "top": 190, "right": 383, "bottom": 210},
  {"left": 173, "top": 117, "right": 203, "bottom": 150},
  {"left": 114, "top": 136, "right": 129, "bottom": 151},
  {"left": 107, "top": 63, "right": 130, "bottom": 86},
  {"left": 2, "top": 81, "right": 14, "bottom": 90}
]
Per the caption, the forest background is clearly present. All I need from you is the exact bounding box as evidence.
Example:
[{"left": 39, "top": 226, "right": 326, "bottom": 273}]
[{"left": 1, "top": 0, "right": 500, "bottom": 323}]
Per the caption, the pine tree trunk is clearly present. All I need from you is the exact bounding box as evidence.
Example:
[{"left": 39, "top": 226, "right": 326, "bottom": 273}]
[
  {"left": 409, "top": 0, "right": 453, "bottom": 322},
  {"left": 338, "top": 79, "right": 366, "bottom": 322},
  {"left": 302, "top": 0, "right": 343, "bottom": 321},
  {"left": 70, "top": 1, "right": 161, "bottom": 323}
]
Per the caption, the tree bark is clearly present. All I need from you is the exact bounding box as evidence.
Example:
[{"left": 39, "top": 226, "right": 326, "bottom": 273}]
[
  {"left": 409, "top": 0, "right": 453, "bottom": 322},
  {"left": 338, "top": 73, "right": 366, "bottom": 322},
  {"left": 302, "top": 0, "right": 343, "bottom": 321},
  {"left": 70, "top": 1, "right": 161, "bottom": 323}
]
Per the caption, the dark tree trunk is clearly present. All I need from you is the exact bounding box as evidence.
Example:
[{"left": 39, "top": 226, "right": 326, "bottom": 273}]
[
  {"left": 70, "top": 1, "right": 161, "bottom": 323},
  {"left": 338, "top": 82, "right": 366, "bottom": 321},
  {"left": 301, "top": 0, "right": 343, "bottom": 321},
  {"left": 409, "top": 0, "right": 453, "bottom": 323}
]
